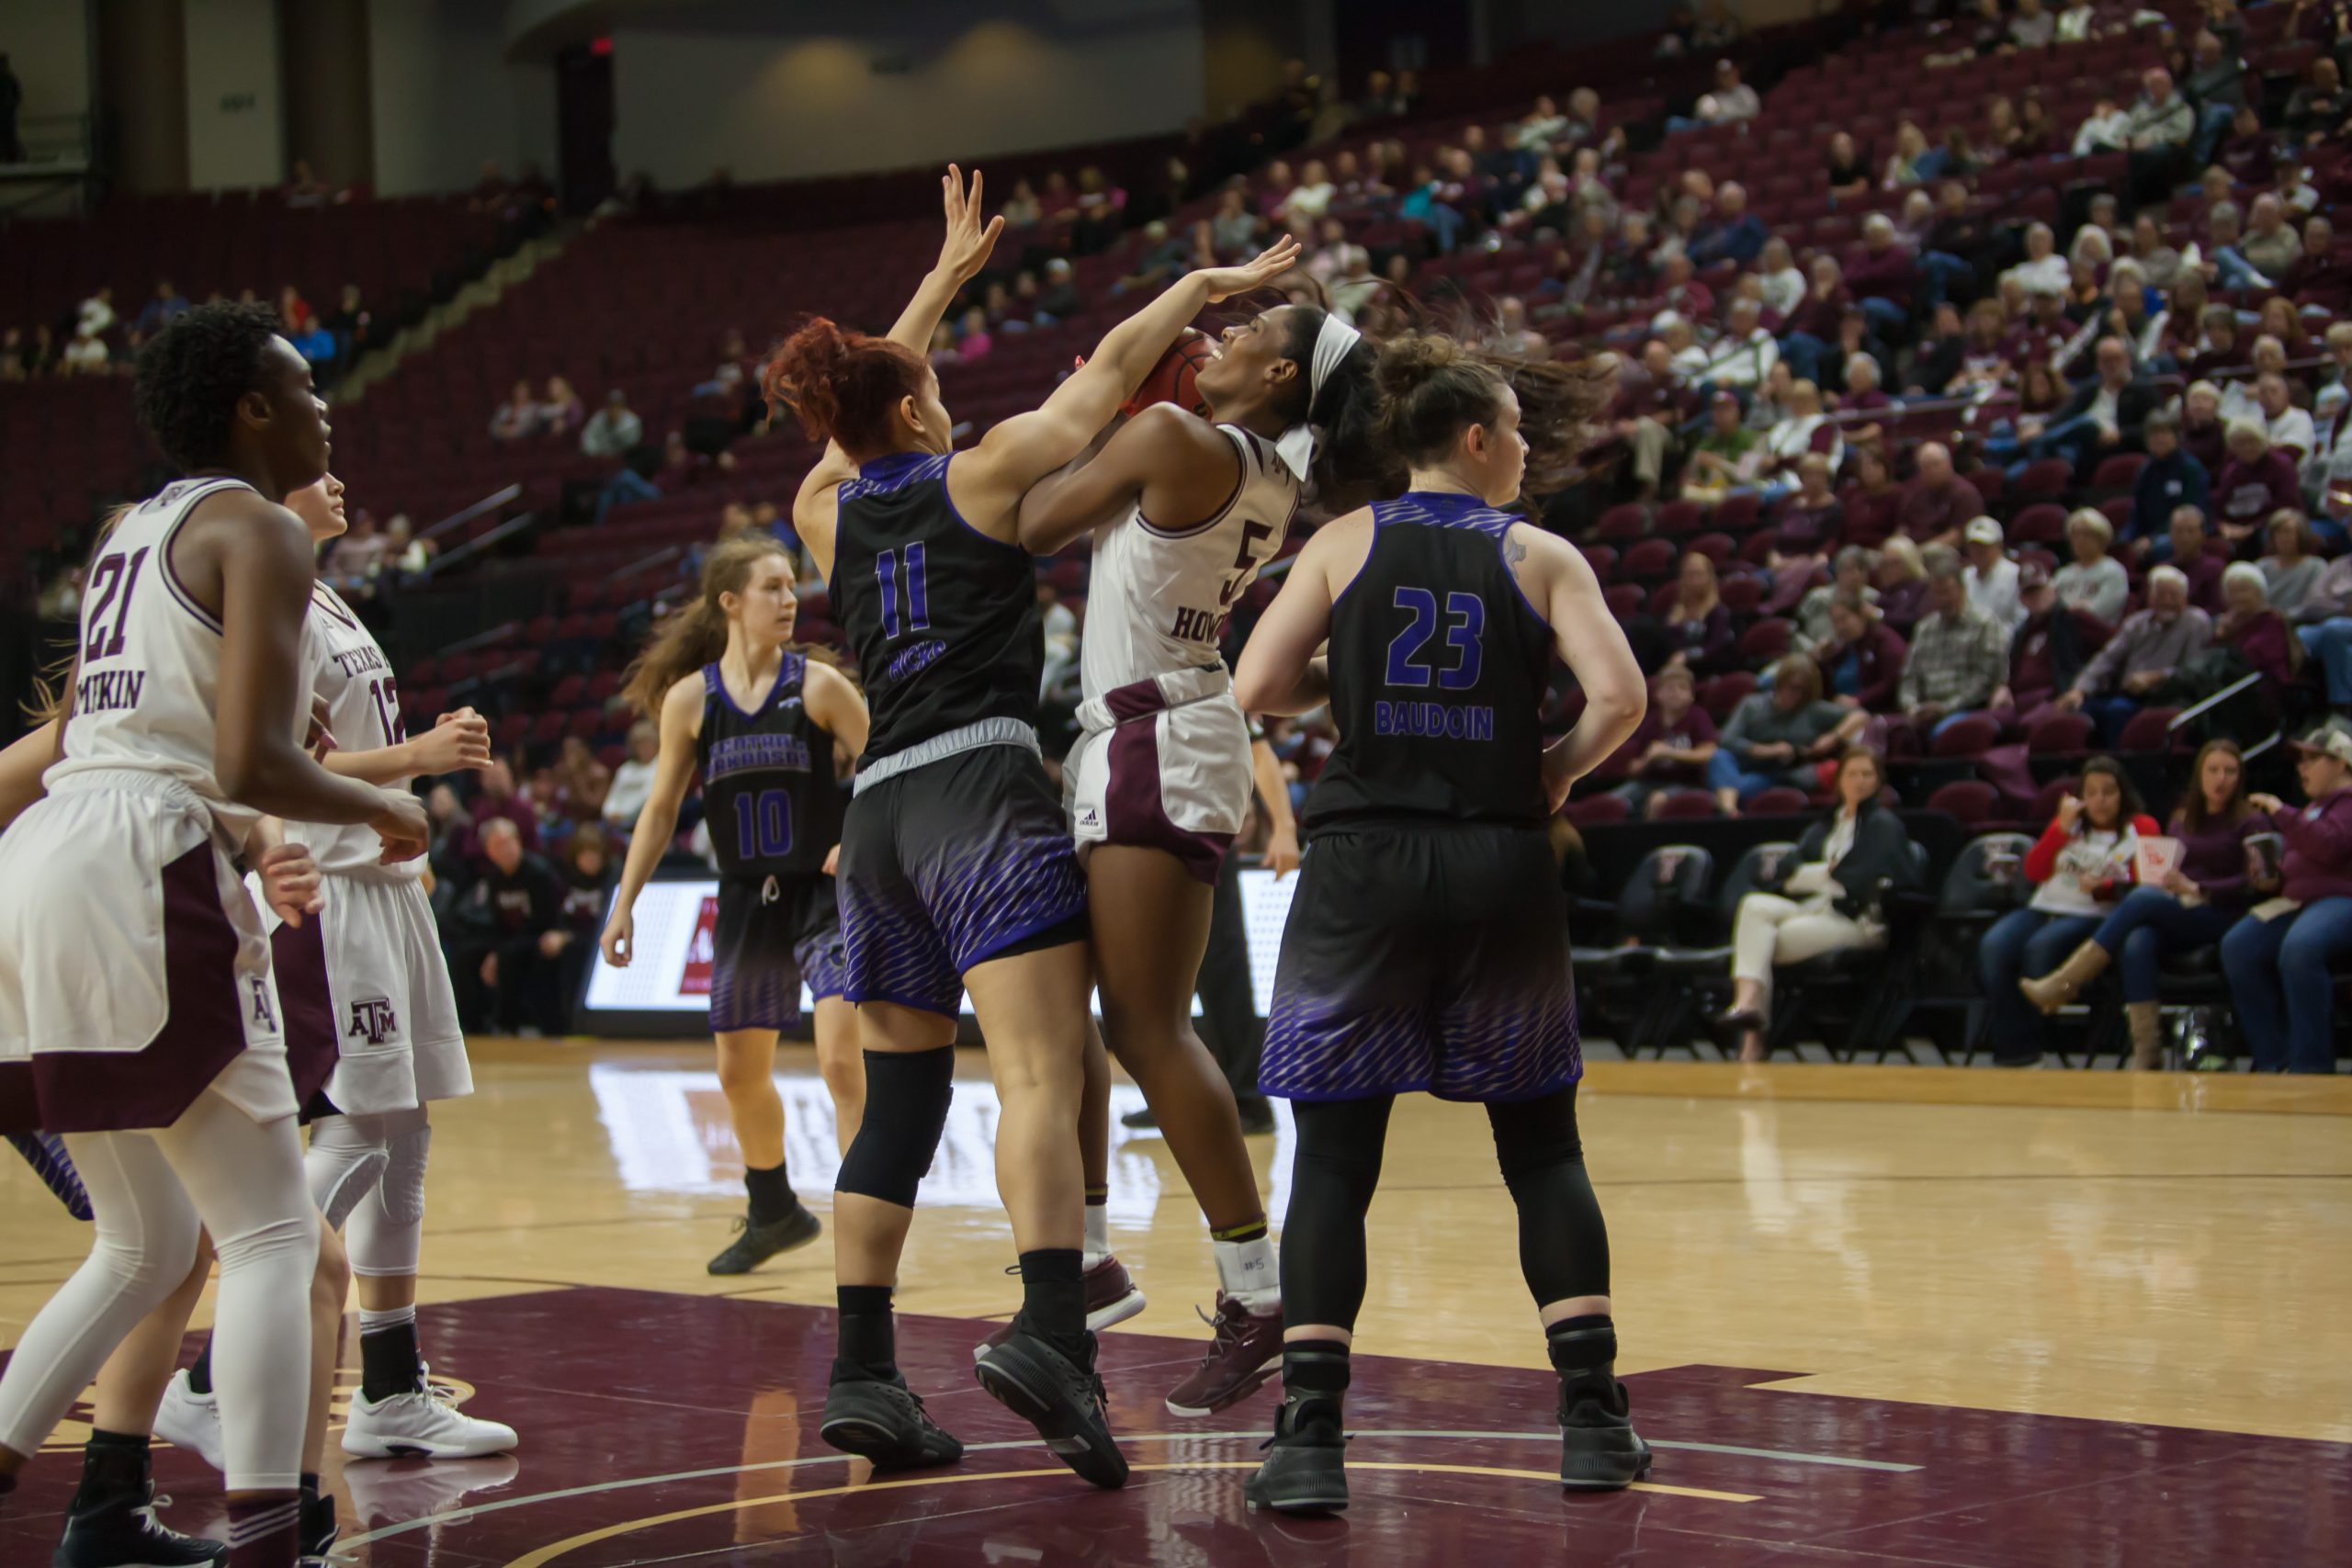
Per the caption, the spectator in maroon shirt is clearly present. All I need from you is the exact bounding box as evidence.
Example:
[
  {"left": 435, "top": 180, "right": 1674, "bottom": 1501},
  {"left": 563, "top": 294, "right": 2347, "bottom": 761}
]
[
  {"left": 2216, "top": 562, "right": 2303, "bottom": 688},
  {"left": 1841, "top": 446, "right": 1905, "bottom": 550},
  {"left": 2214, "top": 422, "right": 2305, "bottom": 546},
  {"left": 1845, "top": 214, "right": 1919, "bottom": 339},
  {"left": 1655, "top": 253, "right": 1715, "bottom": 325},
  {"left": 2188, "top": 308, "right": 2248, "bottom": 381},
  {"left": 1897, "top": 442, "right": 1984, "bottom": 549},
  {"left": 2179, "top": 380, "right": 2231, "bottom": 474},
  {"left": 2282, "top": 215, "right": 2349, "bottom": 308},
  {"left": 463, "top": 760, "right": 543, "bottom": 868},
  {"left": 1825, "top": 130, "right": 1871, "bottom": 202},
  {"left": 1607, "top": 665, "right": 1722, "bottom": 818},
  {"left": 1780, "top": 255, "right": 1852, "bottom": 383},
  {"left": 2167, "top": 507, "right": 2228, "bottom": 613},
  {"left": 1662, "top": 552, "right": 1737, "bottom": 673},
  {"left": 1990, "top": 562, "right": 2110, "bottom": 728},
  {"left": 1813, "top": 589, "right": 1908, "bottom": 713},
  {"left": 1874, "top": 536, "right": 1934, "bottom": 637}
]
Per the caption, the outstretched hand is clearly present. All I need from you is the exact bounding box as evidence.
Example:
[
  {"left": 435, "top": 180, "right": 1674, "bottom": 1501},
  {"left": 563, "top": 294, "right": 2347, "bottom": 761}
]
[
  {"left": 1194, "top": 237, "right": 1304, "bottom": 303},
  {"left": 933, "top": 164, "right": 1005, "bottom": 286}
]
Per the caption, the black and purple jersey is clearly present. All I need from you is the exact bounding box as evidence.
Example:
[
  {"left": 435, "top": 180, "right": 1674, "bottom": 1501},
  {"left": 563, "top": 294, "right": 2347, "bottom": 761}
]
[{"left": 695, "top": 651, "right": 846, "bottom": 882}]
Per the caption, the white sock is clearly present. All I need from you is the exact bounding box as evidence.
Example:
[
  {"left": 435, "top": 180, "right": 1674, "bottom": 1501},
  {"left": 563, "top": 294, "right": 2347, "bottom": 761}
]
[
  {"left": 358, "top": 1304, "right": 417, "bottom": 1335},
  {"left": 1082, "top": 1201, "right": 1110, "bottom": 1270},
  {"left": 1214, "top": 1235, "right": 1279, "bottom": 1312}
]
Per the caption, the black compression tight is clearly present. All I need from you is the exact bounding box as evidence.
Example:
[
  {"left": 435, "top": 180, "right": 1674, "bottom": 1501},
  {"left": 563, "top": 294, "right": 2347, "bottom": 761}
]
[{"left": 1283, "top": 1086, "right": 1610, "bottom": 1333}]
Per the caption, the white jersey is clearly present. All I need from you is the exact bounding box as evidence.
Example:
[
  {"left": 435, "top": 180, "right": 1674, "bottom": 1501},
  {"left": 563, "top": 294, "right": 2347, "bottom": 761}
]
[
  {"left": 300, "top": 581, "right": 420, "bottom": 880},
  {"left": 1079, "top": 423, "right": 1299, "bottom": 701},
  {"left": 49, "top": 476, "right": 303, "bottom": 843}
]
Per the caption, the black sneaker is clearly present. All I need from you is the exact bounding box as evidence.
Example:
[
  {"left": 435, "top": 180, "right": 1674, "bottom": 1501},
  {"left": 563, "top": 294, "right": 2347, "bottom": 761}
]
[
  {"left": 1244, "top": 1396, "right": 1348, "bottom": 1516},
  {"left": 1557, "top": 1374, "right": 1653, "bottom": 1492},
  {"left": 53, "top": 1483, "right": 226, "bottom": 1567},
  {"left": 298, "top": 1484, "right": 338, "bottom": 1566},
  {"left": 1235, "top": 1097, "right": 1275, "bottom": 1135},
  {"left": 1119, "top": 1106, "right": 1159, "bottom": 1130},
  {"left": 820, "top": 1372, "right": 965, "bottom": 1471},
  {"left": 973, "top": 1319, "right": 1128, "bottom": 1490},
  {"left": 707, "top": 1203, "right": 822, "bottom": 1275}
]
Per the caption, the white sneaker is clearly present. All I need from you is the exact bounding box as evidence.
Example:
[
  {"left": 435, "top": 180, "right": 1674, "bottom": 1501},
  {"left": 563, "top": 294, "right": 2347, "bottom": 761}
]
[
  {"left": 152, "top": 1368, "right": 226, "bottom": 1474},
  {"left": 341, "top": 1362, "right": 518, "bottom": 1461}
]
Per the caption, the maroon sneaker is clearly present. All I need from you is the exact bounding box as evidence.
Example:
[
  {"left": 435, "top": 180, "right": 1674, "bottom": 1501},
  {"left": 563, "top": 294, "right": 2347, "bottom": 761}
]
[
  {"left": 1161, "top": 1292, "right": 1283, "bottom": 1416},
  {"left": 973, "top": 1256, "right": 1148, "bottom": 1360}
]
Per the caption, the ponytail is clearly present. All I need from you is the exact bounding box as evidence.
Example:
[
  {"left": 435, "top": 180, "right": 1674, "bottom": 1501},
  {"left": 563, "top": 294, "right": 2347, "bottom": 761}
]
[
  {"left": 761, "top": 317, "right": 927, "bottom": 460},
  {"left": 619, "top": 535, "right": 796, "bottom": 716}
]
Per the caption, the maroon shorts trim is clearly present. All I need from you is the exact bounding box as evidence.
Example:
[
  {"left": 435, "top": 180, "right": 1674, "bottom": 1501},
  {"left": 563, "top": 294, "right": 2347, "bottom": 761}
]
[
  {"left": 271, "top": 916, "right": 338, "bottom": 1113},
  {"left": 1102, "top": 712, "right": 1232, "bottom": 886},
  {"left": 0, "top": 842, "right": 260, "bottom": 1135}
]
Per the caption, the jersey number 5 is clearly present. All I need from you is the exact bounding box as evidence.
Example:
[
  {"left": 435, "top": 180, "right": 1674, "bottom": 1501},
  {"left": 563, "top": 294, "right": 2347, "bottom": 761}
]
[
  {"left": 732, "top": 789, "right": 794, "bottom": 862},
  {"left": 876, "top": 543, "right": 932, "bottom": 638},
  {"left": 1385, "top": 587, "right": 1485, "bottom": 691}
]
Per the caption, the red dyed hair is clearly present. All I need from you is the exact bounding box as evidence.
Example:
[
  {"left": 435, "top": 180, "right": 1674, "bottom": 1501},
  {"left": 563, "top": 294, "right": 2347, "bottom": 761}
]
[{"left": 762, "top": 317, "right": 928, "bottom": 459}]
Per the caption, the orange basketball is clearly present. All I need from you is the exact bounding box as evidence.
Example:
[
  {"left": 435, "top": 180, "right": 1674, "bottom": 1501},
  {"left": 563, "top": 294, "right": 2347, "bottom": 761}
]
[{"left": 1123, "top": 328, "right": 1215, "bottom": 419}]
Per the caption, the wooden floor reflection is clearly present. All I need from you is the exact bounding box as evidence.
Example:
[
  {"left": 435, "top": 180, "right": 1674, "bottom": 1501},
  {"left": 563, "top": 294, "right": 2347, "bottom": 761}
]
[{"left": 6, "top": 1042, "right": 2348, "bottom": 1448}]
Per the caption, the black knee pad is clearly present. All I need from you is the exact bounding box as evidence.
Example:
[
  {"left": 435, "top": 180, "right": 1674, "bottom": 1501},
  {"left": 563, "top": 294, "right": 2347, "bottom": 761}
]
[
  {"left": 1488, "top": 1088, "right": 1586, "bottom": 1190},
  {"left": 836, "top": 1048, "right": 955, "bottom": 1208}
]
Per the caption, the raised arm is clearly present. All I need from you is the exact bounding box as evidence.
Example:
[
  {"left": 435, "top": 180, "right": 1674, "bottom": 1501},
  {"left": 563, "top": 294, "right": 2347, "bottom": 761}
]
[
  {"left": 791, "top": 165, "right": 1005, "bottom": 570},
  {"left": 1015, "top": 403, "right": 1240, "bottom": 555},
  {"left": 952, "top": 239, "right": 1301, "bottom": 529},
  {"left": 1518, "top": 525, "right": 1646, "bottom": 809}
]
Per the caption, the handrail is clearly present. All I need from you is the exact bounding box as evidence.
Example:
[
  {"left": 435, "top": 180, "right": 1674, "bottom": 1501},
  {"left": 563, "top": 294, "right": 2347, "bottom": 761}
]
[
  {"left": 616, "top": 544, "right": 684, "bottom": 581},
  {"left": 2166, "top": 669, "right": 2264, "bottom": 732},
  {"left": 439, "top": 619, "right": 524, "bottom": 657},
  {"left": 424, "top": 512, "right": 537, "bottom": 578},
  {"left": 417, "top": 484, "right": 522, "bottom": 547}
]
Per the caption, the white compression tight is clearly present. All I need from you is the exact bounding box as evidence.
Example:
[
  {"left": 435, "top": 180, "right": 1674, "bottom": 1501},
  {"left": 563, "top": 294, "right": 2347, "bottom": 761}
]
[
  {"left": 304, "top": 1107, "right": 429, "bottom": 1277},
  {"left": 0, "top": 1090, "right": 317, "bottom": 1491}
]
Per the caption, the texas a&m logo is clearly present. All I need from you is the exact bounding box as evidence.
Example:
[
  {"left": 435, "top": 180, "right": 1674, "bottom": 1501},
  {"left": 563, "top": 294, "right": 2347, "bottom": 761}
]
[
  {"left": 248, "top": 976, "right": 277, "bottom": 1032},
  {"left": 346, "top": 997, "right": 400, "bottom": 1046}
]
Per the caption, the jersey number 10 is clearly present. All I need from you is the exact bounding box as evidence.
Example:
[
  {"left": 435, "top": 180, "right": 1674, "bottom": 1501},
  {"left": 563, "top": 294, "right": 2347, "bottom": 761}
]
[
  {"left": 732, "top": 790, "right": 795, "bottom": 862},
  {"left": 1385, "top": 587, "right": 1485, "bottom": 691},
  {"left": 876, "top": 543, "right": 932, "bottom": 638}
]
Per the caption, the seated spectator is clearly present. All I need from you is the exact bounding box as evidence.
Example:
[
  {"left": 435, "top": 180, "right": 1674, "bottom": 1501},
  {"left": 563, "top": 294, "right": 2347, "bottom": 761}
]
[
  {"left": 551, "top": 734, "right": 612, "bottom": 823},
  {"left": 1897, "top": 558, "right": 2008, "bottom": 739},
  {"left": 1208, "top": 186, "right": 1261, "bottom": 257},
  {"left": 1778, "top": 256, "right": 1853, "bottom": 383},
  {"left": 1874, "top": 534, "right": 1932, "bottom": 635},
  {"left": 1963, "top": 516, "right": 2026, "bottom": 633},
  {"left": 1701, "top": 298, "right": 1779, "bottom": 388},
  {"left": 1897, "top": 442, "right": 1983, "bottom": 549},
  {"left": 2054, "top": 565, "right": 2213, "bottom": 740},
  {"left": 1845, "top": 215, "right": 1918, "bottom": 341},
  {"left": 1771, "top": 456, "right": 1843, "bottom": 574},
  {"left": 2072, "top": 96, "right": 2132, "bottom": 157},
  {"left": 447, "top": 818, "right": 569, "bottom": 1037},
  {"left": 2214, "top": 422, "right": 2305, "bottom": 547},
  {"left": 1713, "top": 746, "right": 1916, "bottom": 1060},
  {"left": 2122, "top": 68, "right": 2195, "bottom": 204},
  {"left": 2179, "top": 379, "right": 2231, "bottom": 474},
  {"left": 956, "top": 307, "right": 994, "bottom": 360},
  {"left": 323, "top": 508, "right": 386, "bottom": 592},
  {"left": 1487, "top": 295, "right": 1550, "bottom": 361},
  {"left": 1996, "top": 337, "right": 2154, "bottom": 477},
  {"left": 1796, "top": 546, "right": 1879, "bottom": 652},
  {"left": 2021, "top": 739, "right": 2255, "bottom": 1066},
  {"left": 77, "top": 287, "right": 115, "bottom": 339},
  {"left": 2158, "top": 505, "right": 2226, "bottom": 608},
  {"left": 1708, "top": 656, "right": 1870, "bottom": 813},
  {"left": 58, "top": 322, "right": 109, "bottom": 376},
  {"left": 2239, "top": 194, "right": 2304, "bottom": 282},
  {"left": 2283, "top": 56, "right": 2346, "bottom": 140},
  {"left": 2222, "top": 717, "right": 2352, "bottom": 1073},
  {"left": 2253, "top": 373, "right": 2316, "bottom": 463},
  {"left": 1883, "top": 121, "right": 1931, "bottom": 188},
  {"left": 2283, "top": 215, "right": 2350, "bottom": 307},
  {"left": 1681, "top": 393, "right": 1762, "bottom": 501},
  {"left": 2182, "top": 28, "right": 2249, "bottom": 164},
  {"left": 602, "top": 722, "right": 662, "bottom": 831},
  {"left": 2130, "top": 412, "right": 2210, "bottom": 549},
  {"left": 1981, "top": 759, "right": 2160, "bottom": 1066},
  {"left": 580, "top": 389, "right": 643, "bottom": 459},
  {"left": 2009, "top": 0, "right": 2055, "bottom": 49},
  {"left": 1824, "top": 132, "right": 1871, "bottom": 203},
  {"left": 1669, "top": 59, "right": 1759, "bottom": 131},
  {"left": 1755, "top": 378, "right": 1841, "bottom": 497},
  {"left": 2003, "top": 221, "right": 2070, "bottom": 298},
  {"left": 1990, "top": 562, "right": 2105, "bottom": 724},
  {"left": 284, "top": 159, "right": 332, "bottom": 208},
  {"left": 130, "top": 279, "right": 190, "bottom": 344},
  {"left": 2213, "top": 561, "right": 2301, "bottom": 688},
  {"left": 1035, "top": 258, "right": 1082, "bottom": 322},
  {"left": 1689, "top": 181, "right": 1767, "bottom": 267},
  {"left": 2260, "top": 510, "right": 2324, "bottom": 617},
  {"left": 491, "top": 379, "right": 540, "bottom": 441},
  {"left": 1813, "top": 589, "right": 1906, "bottom": 714},
  {"left": 1608, "top": 665, "right": 1719, "bottom": 819},
  {"left": 2052, "top": 509, "right": 2130, "bottom": 625},
  {"left": 1661, "top": 552, "right": 1735, "bottom": 673}
]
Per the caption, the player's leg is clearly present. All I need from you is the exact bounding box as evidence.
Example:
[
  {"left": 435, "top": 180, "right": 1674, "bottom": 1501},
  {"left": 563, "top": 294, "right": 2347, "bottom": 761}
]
[
  {"left": 707, "top": 1026, "right": 820, "bottom": 1272},
  {"left": 1486, "top": 1087, "right": 1650, "bottom": 1491},
  {"left": 810, "top": 997, "right": 865, "bottom": 1155},
  {"left": 1088, "top": 844, "right": 1280, "bottom": 1415},
  {"left": 333, "top": 1109, "right": 516, "bottom": 1461}
]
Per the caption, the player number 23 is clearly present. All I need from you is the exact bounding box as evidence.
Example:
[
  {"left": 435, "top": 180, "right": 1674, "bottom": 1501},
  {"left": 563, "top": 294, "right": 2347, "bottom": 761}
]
[{"left": 1385, "top": 587, "right": 1484, "bottom": 691}]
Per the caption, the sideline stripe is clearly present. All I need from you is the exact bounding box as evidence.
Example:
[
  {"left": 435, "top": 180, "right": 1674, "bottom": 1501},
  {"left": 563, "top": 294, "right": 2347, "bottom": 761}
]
[
  {"left": 334, "top": 1427, "right": 1874, "bottom": 1554},
  {"left": 493, "top": 1462, "right": 1762, "bottom": 1567}
]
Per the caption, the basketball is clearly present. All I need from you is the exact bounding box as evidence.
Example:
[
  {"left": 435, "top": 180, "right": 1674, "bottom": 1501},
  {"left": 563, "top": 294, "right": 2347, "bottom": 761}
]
[{"left": 1123, "top": 327, "right": 1215, "bottom": 419}]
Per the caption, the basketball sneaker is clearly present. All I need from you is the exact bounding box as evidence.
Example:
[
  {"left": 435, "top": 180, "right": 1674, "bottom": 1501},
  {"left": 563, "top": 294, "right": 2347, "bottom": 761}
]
[
  {"left": 1243, "top": 1393, "right": 1349, "bottom": 1516},
  {"left": 973, "top": 1321, "right": 1128, "bottom": 1490},
  {"left": 52, "top": 1483, "right": 225, "bottom": 1567},
  {"left": 342, "top": 1363, "right": 519, "bottom": 1461},
  {"left": 1161, "top": 1293, "right": 1283, "bottom": 1416},
  {"left": 707, "top": 1204, "right": 822, "bottom": 1275},
  {"left": 818, "top": 1374, "right": 964, "bottom": 1471},
  {"left": 1556, "top": 1373, "right": 1653, "bottom": 1491},
  {"left": 153, "top": 1370, "right": 226, "bottom": 1474},
  {"left": 340, "top": 1455, "right": 519, "bottom": 1534},
  {"left": 297, "top": 1485, "right": 338, "bottom": 1567},
  {"left": 973, "top": 1256, "right": 1145, "bottom": 1359}
]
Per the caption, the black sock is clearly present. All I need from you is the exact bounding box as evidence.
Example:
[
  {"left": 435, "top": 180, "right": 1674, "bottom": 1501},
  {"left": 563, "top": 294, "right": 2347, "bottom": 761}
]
[
  {"left": 73, "top": 1428, "right": 150, "bottom": 1508},
  {"left": 1017, "top": 1248, "right": 1087, "bottom": 1355},
  {"left": 186, "top": 1340, "right": 214, "bottom": 1396},
  {"left": 360, "top": 1317, "right": 424, "bottom": 1402},
  {"left": 298, "top": 1473, "right": 334, "bottom": 1552},
  {"left": 834, "top": 1284, "right": 897, "bottom": 1382},
  {"left": 1546, "top": 1314, "right": 1616, "bottom": 1373},
  {"left": 744, "top": 1162, "right": 794, "bottom": 1225}
]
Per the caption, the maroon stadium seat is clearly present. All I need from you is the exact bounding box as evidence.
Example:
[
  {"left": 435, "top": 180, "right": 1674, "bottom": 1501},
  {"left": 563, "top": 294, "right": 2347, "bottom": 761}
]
[
  {"left": 1652, "top": 790, "right": 1719, "bottom": 820},
  {"left": 1929, "top": 714, "right": 2001, "bottom": 758},
  {"left": 1926, "top": 780, "right": 1999, "bottom": 825},
  {"left": 1744, "top": 786, "right": 1812, "bottom": 816}
]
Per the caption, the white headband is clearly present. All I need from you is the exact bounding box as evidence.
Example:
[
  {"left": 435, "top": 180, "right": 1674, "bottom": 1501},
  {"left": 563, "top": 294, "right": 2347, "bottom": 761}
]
[{"left": 1274, "top": 314, "right": 1363, "bottom": 481}]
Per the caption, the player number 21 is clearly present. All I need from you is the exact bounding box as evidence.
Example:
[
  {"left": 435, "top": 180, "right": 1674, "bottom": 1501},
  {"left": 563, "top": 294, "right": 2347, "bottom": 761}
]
[{"left": 1385, "top": 587, "right": 1485, "bottom": 691}]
